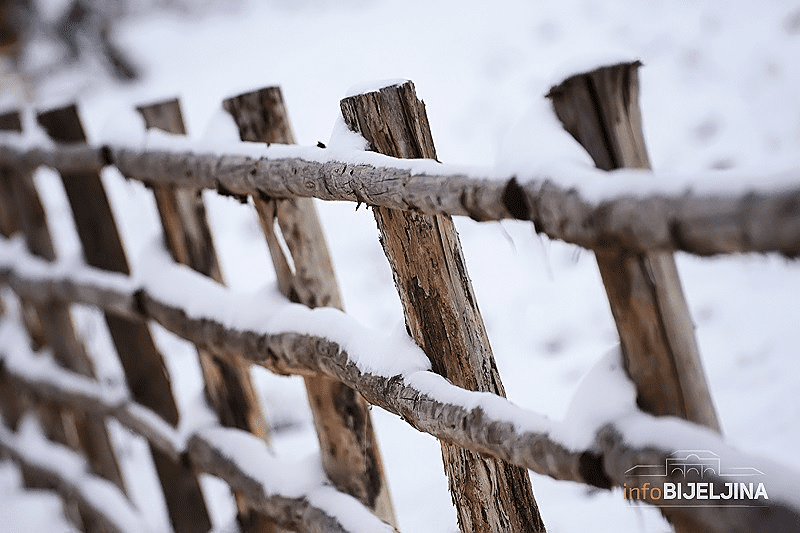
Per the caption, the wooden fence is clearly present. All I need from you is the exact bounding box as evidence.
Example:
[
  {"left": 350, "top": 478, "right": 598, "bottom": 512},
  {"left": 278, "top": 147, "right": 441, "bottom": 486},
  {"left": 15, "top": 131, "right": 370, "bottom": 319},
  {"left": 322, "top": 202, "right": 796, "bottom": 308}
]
[{"left": 0, "top": 61, "right": 798, "bottom": 533}]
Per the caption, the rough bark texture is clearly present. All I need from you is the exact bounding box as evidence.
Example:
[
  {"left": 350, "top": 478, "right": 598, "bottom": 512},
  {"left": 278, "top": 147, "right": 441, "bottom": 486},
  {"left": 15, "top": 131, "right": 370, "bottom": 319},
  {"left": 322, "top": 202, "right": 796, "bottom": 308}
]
[
  {"left": 341, "top": 81, "right": 545, "bottom": 533},
  {"left": 2, "top": 141, "right": 800, "bottom": 257},
  {"left": 35, "top": 104, "right": 212, "bottom": 533},
  {"left": 548, "top": 62, "right": 721, "bottom": 430},
  {"left": 222, "top": 87, "right": 397, "bottom": 526},
  {"left": 136, "top": 98, "right": 275, "bottom": 533}
]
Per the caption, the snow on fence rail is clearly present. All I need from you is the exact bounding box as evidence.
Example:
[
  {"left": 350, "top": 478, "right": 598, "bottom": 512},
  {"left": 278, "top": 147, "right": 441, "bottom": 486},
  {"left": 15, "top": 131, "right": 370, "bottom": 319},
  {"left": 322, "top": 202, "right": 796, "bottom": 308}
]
[
  {"left": 2, "top": 129, "right": 800, "bottom": 258},
  {"left": 0, "top": 62, "right": 799, "bottom": 533}
]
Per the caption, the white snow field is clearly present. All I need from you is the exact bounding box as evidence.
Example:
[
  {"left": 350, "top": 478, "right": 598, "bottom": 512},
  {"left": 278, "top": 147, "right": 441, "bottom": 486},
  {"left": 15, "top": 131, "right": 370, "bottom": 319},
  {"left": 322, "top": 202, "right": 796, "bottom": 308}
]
[{"left": 1, "top": 0, "right": 800, "bottom": 532}]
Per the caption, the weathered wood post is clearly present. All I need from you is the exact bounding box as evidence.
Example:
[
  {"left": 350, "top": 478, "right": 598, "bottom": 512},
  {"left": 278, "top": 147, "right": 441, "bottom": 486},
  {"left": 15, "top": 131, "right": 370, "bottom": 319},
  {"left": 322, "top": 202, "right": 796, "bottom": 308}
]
[
  {"left": 547, "top": 62, "right": 720, "bottom": 429},
  {"left": 0, "top": 110, "right": 26, "bottom": 430},
  {"left": 136, "top": 98, "right": 277, "bottom": 533},
  {"left": 36, "top": 104, "right": 212, "bottom": 533},
  {"left": 341, "top": 81, "right": 546, "bottom": 532},
  {"left": 548, "top": 62, "right": 719, "bottom": 532},
  {"left": 222, "top": 87, "right": 397, "bottom": 526}
]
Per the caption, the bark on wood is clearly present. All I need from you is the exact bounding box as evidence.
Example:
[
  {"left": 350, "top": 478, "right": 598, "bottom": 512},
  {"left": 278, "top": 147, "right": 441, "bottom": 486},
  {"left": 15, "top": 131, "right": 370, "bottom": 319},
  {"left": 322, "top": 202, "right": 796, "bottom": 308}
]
[
  {"left": 548, "top": 62, "right": 721, "bottom": 430},
  {"left": 341, "top": 81, "right": 545, "bottom": 533},
  {"left": 223, "top": 87, "right": 397, "bottom": 525},
  {"left": 5, "top": 307, "right": 799, "bottom": 533},
  {"left": 35, "top": 104, "right": 212, "bottom": 533},
  {"left": 3, "top": 141, "right": 800, "bottom": 257},
  {"left": 5, "top": 258, "right": 800, "bottom": 533},
  {"left": 136, "top": 98, "right": 275, "bottom": 533},
  {"left": 0, "top": 264, "right": 587, "bottom": 483}
]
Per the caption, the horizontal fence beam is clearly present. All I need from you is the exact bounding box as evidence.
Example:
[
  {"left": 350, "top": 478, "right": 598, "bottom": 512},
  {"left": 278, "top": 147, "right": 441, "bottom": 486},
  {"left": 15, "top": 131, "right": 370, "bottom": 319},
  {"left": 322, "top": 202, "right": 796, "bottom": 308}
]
[
  {"left": 2, "top": 239, "right": 799, "bottom": 532},
  {"left": 1, "top": 142, "right": 799, "bottom": 257},
  {"left": 0, "top": 314, "right": 395, "bottom": 533}
]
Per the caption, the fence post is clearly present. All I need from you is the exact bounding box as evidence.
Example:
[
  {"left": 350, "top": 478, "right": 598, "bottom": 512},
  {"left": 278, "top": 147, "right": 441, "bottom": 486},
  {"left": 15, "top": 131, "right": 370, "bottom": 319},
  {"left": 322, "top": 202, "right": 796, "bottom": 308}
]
[
  {"left": 222, "top": 87, "right": 398, "bottom": 526},
  {"left": 341, "top": 81, "right": 546, "bottom": 533},
  {"left": 547, "top": 62, "right": 721, "bottom": 431},
  {"left": 36, "top": 104, "right": 212, "bottom": 533},
  {"left": 1, "top": 108, "right": 125, "bottom": 531},
  {"left": 136, "top": 98, "right": 278, "bottom": 533},
  {"left": 0, "top": 110, "right": 25, "bottom": 430},
  {"left": 549, "top": 63, "right": 720, "bottom": 533}
]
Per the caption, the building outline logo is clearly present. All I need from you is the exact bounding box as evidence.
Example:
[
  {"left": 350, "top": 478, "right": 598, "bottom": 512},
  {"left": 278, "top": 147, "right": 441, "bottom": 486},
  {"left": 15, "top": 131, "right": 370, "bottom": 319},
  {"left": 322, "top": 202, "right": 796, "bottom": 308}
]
[
  {"left": 622, "top": 450, "right": 769, "bottom": 507},
  {"left": 625, "top": 450, "right": 765, "bottom": 480}
]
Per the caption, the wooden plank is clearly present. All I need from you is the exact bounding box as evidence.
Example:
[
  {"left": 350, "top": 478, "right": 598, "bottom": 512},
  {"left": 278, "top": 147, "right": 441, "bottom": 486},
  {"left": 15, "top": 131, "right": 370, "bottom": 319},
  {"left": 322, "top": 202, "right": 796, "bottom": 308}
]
[
  {"left": 136, "top": 98, "right": 276, "bottom": 533},
  {"left": 222, "top": 87, "right": 397, "bottom": 526},
  {"left": 340, "top": 81, "right": 545, "bottom": 533},
  {"left": 547, "top": 62, "right": 721, "bottom": 429},
  {"left": 36, "top": 104, "right": 212, "bottom": 533}
]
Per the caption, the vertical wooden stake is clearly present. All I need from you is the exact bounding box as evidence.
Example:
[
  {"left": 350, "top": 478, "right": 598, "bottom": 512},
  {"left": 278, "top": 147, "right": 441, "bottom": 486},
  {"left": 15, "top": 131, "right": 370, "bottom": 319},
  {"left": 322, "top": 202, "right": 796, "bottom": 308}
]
[
  {"left": 222, "top": 87, "right": 397, "bottom": 526},
  {"left": 36, "top": 104, "right": 212, "bottom": 533},
  {"left": 0, "top": 110, "right": 25, "bottom": 430},
  {"left": 1, "top": 108, "right": 125, "bottom": 531},
  {"left": 547, "top": 62, "right": 721, "bottom": 430},
  {"left": 136, "top": 98, "right": 276, "bottom": 533},
  {"left": 341, "top": 81, "right": 546, "bottom": 533}
]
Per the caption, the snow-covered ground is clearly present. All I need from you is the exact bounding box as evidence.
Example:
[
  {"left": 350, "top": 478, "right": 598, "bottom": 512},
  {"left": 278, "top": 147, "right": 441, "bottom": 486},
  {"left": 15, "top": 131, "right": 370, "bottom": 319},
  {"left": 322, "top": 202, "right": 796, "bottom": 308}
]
[{"left": 2, "top": 0, "right": 800, "bottom": 531}]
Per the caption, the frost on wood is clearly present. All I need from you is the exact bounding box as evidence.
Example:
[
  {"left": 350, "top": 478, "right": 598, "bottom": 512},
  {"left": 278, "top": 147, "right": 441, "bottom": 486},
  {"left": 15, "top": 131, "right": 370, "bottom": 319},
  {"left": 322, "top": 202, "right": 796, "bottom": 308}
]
[{"left": 1, "top": 141, "right": 799, "bottom": 257}]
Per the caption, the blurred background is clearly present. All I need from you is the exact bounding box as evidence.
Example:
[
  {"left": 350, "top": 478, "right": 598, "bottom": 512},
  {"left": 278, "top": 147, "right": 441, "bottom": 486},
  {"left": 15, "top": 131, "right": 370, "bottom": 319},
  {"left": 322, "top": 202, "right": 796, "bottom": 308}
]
[{"left": 2, "top": 1, "right": 800, "bottom": 532}]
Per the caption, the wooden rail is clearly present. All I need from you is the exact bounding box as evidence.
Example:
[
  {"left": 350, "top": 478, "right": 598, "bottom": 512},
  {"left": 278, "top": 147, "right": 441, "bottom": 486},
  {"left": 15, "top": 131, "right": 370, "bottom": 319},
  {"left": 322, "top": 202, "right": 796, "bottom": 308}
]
[{"left": 1, "top": 63, "right": 799, "bottom": 533}]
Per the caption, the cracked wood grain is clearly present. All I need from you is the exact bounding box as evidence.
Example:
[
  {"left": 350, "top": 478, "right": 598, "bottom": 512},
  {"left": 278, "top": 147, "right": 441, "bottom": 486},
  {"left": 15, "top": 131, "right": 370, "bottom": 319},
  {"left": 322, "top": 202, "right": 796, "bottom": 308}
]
[{"left": 341, "top": 81, "right": 546, "bottom": 533}]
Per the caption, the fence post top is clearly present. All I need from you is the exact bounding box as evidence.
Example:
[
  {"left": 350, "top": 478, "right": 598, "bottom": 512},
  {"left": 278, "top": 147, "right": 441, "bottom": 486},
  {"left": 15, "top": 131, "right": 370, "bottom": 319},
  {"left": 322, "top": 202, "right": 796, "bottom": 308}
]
[
  {"left": 36, "top": 103, "right": 87, "bottom": 144},
  {"left": 545, "top": 60, "right": 644, "bottom": 98}
]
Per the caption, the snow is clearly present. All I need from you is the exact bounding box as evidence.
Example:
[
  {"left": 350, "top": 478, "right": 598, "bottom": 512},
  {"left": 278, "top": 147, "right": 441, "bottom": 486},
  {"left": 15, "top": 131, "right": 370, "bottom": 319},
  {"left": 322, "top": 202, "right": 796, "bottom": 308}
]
[
  {"left": 135, "top": 238, "right": 433, "bottom": 377},
  {"left": 2, "top": 0, "right": 800, "bottom": 532},
  {"left": 553, "top": 348, "right": 638, "bottom": 450},
  {"left": 198, "top": 426, "right": 396, "bottom": 532},
  {"left": 5, "top": 230, "right": 798, "bottom": 512}
]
